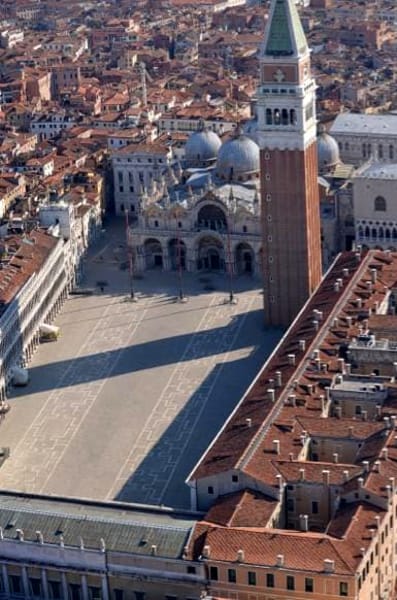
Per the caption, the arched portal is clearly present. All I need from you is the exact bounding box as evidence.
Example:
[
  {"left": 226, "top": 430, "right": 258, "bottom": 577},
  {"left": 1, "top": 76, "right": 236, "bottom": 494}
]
[
  {"left": 144, "top": 238, "right": 163, "bottom": 269},
  {"left": 197, "top": 204, "right": 227, "bottom": 232},
  {"left": 235, "top": 242, "right": 254, "bottom": 274},
  {"left": 168, "top": 238, "right": 186, "bottom": 270},
  {"left": 197, "top": 236, "right": 224, "bottom": 271}
]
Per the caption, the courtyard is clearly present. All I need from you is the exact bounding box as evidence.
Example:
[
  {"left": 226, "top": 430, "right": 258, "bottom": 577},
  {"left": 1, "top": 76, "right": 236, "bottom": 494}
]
[{"left": 0, "top": 222, "right": 281, "bottom": 509}]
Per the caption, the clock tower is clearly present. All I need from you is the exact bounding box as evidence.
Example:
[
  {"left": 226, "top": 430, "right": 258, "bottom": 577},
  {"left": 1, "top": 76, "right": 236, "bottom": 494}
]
[{"left": 257, "top": 0, "right": 322, "bottom": 328}]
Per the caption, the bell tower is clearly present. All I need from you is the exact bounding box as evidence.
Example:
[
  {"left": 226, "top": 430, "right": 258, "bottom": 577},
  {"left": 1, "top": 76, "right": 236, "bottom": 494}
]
[{"left": 257, "top": 0, "right": 322, "bottom": 328}]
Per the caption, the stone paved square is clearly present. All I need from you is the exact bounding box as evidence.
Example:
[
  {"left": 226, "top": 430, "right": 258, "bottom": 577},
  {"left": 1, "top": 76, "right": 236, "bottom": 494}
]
[{"left": 0, "top": 222, "right": 281, "bottom": 509}]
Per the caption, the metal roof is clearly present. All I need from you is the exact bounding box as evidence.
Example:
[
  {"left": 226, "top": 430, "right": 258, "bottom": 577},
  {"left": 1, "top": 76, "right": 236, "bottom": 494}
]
[{"left": 0, "top": 493, "right": 198, "bottom": 558}]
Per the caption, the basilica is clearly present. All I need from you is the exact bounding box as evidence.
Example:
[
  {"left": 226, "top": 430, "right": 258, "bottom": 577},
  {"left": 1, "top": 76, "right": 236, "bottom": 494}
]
[{"left": 128, "top": 123, "right": 264, "bottom": 276}]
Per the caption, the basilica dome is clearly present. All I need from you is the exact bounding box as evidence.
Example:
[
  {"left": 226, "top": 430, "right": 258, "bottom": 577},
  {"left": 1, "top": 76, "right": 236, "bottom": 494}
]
[
  {"left": 216, "top": 131, "right": 260, "bottom": 182},
  {"left": 317, "top": 125, "right": 340, "bottom": 173},
  {"left": 185, "top": 124, "right": 222, "bottom": 166}
]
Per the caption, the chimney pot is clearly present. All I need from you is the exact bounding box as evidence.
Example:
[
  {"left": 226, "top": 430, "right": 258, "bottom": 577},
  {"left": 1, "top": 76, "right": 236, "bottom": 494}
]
[
  {"left": 322, "top": 469, "right": 330, "bottom": 485},
  {"left": 267, "top": 389, "right": 275, "bottom": 402},
  {"left": 273, "top": 439, "right": 280, "bottom": 455},
  {"left": 299, "top": 468, "right": 305, "bottom": 481},
  {"left": 299, "top": 339, "right": 306, "bottom": 351},
  {"left": 237, "top": 549, "right": 245, "bottom": 562},
  {"left": 288, "top": 354, "right": 295, "bottom": 366},
  {"left": 276, "top": 554, "right": 284, "bottom": 567}
]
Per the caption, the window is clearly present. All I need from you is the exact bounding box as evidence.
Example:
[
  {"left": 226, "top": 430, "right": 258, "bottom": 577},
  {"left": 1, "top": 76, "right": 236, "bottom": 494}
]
[
  {"left": 374, "top": 196, "right": 386, "bottom": 212},
  {"left": 266, "top": 573, "right": 274, "bottom": 588},
  {"left": 48, "top": 581, "right": 61, "bottom": 599},
  {"left": 114, "top": 591, "right": 124, "bottom": 600},
  {"left": 165, "top": 596, "right": 177, "bottom": 600},
  {"left": 389, "top": 145, "right": 394, "bottom": 160},
  {"left": 154, "top": 220, "right": 159, "bottom": 227},
  {"left": 355, "top": 405, "right": 362, "bottom": 416},
  {"left": 69, "top": 584, "right": 82, "bottom": 600},
  {"left": 339, "top": 582, "right": 348, "bottom": 596},
  {"left": 209, "top": 567, "right": 218, "bottom": 581},
  {"left": 134, "top": 593, "right": 145, "bottom": 600},
  {"left": 89, "top": 587, "right": 102, "bottom": 600},
  {"left": 312, "top": 501, "right": 319, "bottom": 514},
  {"left": 248, "top": 572, "right": 256, "bottom": 586},
  {"left": 287, "top": 498, "right": 294, "bottom": 512},
  {"left": 378, "top": 144, "right": 383, "bottom": 159},
  {"left": 286, "top": 575, "right": 295, "bottom": 590},
  {"left": 30, "top": 579, "right": 42, "bottom": 597},
  {"left": 228, "top": 569, "right": 236, "bottom": 583},
  {"left": 187, "top": 566, "right": 196, "bottom": 574},
  {"left": 305, "top": 578, "right": 314, "bottom": 593},
  {"left": 232, "top": 475, "right": 238, "bottom": 483},
  {"left": 10, "top": 575, "right": 22, "bottom": 595},
  {"left": 207, "top": 486, "right": 214, "bottom": 494}
]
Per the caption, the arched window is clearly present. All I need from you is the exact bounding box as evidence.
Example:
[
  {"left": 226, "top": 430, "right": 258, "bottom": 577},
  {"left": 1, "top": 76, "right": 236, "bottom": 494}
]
[
  {"left": 362, "top": 143, "right": 366, "bottom": 158},
  {"left": 393, "top": 228, "right": 397, "bottom": 240},
  {"left": 266, "top": 109, "right": 272, "bottom": 125},
  {"left": 290, "top": 109, "right": 297, "bottom": 125},
  {"left": 389, "top": 145, "right": 394, "bottom": 160},
  {"left": 379, "top": 227, "right": 384, "bottom": 238},
  {"left": 281, "top": 109, "right": 289, "bottom": 126},
  {"left": 372, "top": 228, "right": 377, "bottom": 239},
  {"left": 386, "top": 229, "right": 391, "bottom": 239},
  {"left": 274, "top": 109, "right": 281, "bottom": 125},
  {"left": 358, "top": 226, "right": 364, "bottom": 238},
  {"left": 374, "top": 196, "right": 386, "bottom": 212},
  {"left": 365, "top": 226, "right": 370, "bottom": 238},
  {"left": 345, "top": 142, "right": 349, "bottom": 151},
  {"left": 378, "top": 144, "right": 383, "bottom": 159}
]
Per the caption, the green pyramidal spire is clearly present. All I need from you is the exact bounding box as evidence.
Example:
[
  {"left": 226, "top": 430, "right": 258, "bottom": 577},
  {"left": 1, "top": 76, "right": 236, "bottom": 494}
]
[{"left": 264, "top": 0, "right": 308, "bottom": 57}]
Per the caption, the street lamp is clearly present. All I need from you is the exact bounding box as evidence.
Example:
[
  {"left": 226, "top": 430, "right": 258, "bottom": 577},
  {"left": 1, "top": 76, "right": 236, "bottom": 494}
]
[
  {"left": 171, "top": 205, "right": 187, "bottom": 303},
  {"left": 224, "top": 190, "right": 237, "bottom": 305},
  {"left": 125, "top": 208, "right": 137, "bottom": 302}
]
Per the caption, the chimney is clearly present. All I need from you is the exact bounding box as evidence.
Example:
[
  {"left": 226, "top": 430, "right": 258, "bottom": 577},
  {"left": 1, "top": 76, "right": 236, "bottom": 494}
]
[
  {"left": 313, "top": 349, "right": 320, "bottom": 360},
  {"left": 334, "top": 406, "right": 342, "bottom": 419},
  {"left": 333, "top": 452, "right": 339, "bottom": 464},
  {"left": 293, "top": 379, "right": 299, "bottom": 390},
  {"left": 381, "top": 448, "right": 388, "bottom": 460},
  {"left": 299, "top": 339, "right": 306, "bottom": 352},
  {"left": 360, "top": 547, "right": 366, "bottom": 557},
  {"left": 151, "top": 545, "right": 157, "bottom": 556},
  {"left": 299, "top": 514, "right": 309, "bottom": 532},
  {"left": 288, "top": 354, "right": 296, "bottom": 366},
  {"left": 355, "top": 252, "right": 361, "bottom": 263},
  {"left": 289, "top": 453, "right": 294, "bottom": 461},
  {"left": 299, "top": 468, "right": 305, "bottom": 481},
  {"left": 348, "top": 426, "right": 354, "bottom": 437},
  {"left": 320, "top": 395, "right": 326, "bottom": 412},
  {"left": 345, "top": 363, "right": 351, "bottom": 375},
  {"left": 362, "top": 410, "right": 367, "bottom": 421},
  {"left": 314, "top": 358, "right": 321, "bottom": 371},
  {"left": 335, "top": 374, "right": 343, "bottom": 384},
  {"left": 389, "top": 477, "right": 395, "bottom": 491},
  {"left": 345, "top": 316, "right": 352, "bottom": 327},
  {"left": 289, "top": 394, "right": 296, "bottom": 407},
  {"left": 375, "top": 515, "right": 380, "bottom": 528},
  {"left": 16, "top": 529, "right": 24, "bottom": 542},
  {"left": 333, "top": 317, "right": 339, "bottom": 327},
  {"left": 358, "top": 477, "right": 364, "bottom": 488},
  {"left": 275, "top": 371, "right": 282, "bottom": 387},
  {"left": 334, "top": 281, "right": 340, "bottom": 293},
  {"left": 362, "top": 461, "right": 369, "bottom": 473},
  {"left": 337, "top": 358, "right": 345, "bottom": 373},
  {"left": 342, "top": 268, "right": 349, "bottom": 278},
  {"left": 313, "top": 320, "right": 319, "bottom": 331},
  {"left": 273, "top": 440, "right": 280, "bottom": 455},
  {"left": 267, "top": 389, "right": 275, "bottom": 402},
  {"left": 390, "top": 416, "right": 396, "bottom": 429},
  {"left": 237, "top": 549, "right": 245, "bottom": 562},
  {"left": 322, "top": 470, "right": 330, "bottom": 485},
  {"left": 356, "top": 298, "right": 362, "bottom": 309},
  {"left": 343, "top": 470, "right": 349, "bottom": 482},
  {"left": 35, "top": 531, "right": 43, "bottom": 545},
  {"left": 276, "top": 554, "right": 284, "bottom": 567},
  {"left": 246, "top": 418, "right": 252, "bottom": 428},
  {"left": 393, "top": 362, "right": 397, "bottom": 376},
  {"left": 371, "top": 268, "right": 377, "bottom": 284},
  {"left": 383, "top": 417, "right": 390, "bottom": 429},
  {"left": 324, "top": 559, "right": 335, "bottom": 573},
  {"left": 276, "top": 474, "right": 283, "bottom": 489},
  {"left": 376, "top": 404, "right": 382, "bottom": 418},
  {"left": 100, "top": 539, "right": 106, "bottom": 553},
  {"left": 370, "top": 528, "right": 376, "bottom": 539},
  {"left": 202, "top": 545, "right": 211, "bottom": 558},
  {"left": 374, "top": 461, "right": 381, "bottom": 473}
]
